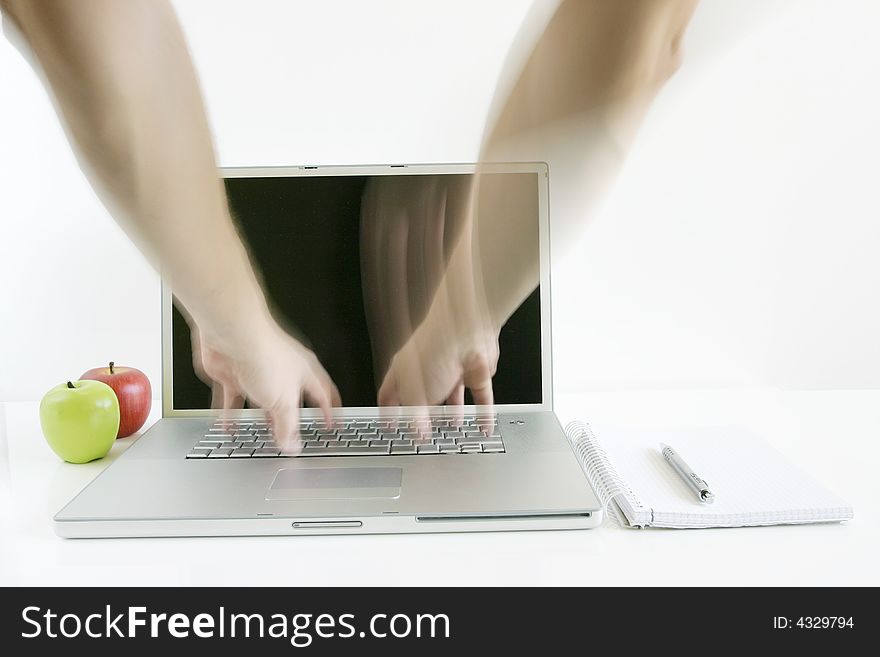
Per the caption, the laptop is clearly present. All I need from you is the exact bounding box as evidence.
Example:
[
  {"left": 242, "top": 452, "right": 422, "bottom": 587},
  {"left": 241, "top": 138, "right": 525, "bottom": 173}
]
[{"left": 54, "top": 163, "right": 602, "bottom": 537}]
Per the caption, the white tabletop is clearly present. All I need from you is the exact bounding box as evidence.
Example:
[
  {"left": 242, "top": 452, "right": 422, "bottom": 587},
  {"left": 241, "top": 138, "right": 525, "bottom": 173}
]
[{"left": 1, "top": 389, "right": 876, "bottom": 586}]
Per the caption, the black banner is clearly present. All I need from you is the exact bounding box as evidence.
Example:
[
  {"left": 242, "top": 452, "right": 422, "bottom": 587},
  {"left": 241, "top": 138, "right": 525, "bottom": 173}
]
[{"left": 0, "top": 587, "right": 869, "bottom": 654}]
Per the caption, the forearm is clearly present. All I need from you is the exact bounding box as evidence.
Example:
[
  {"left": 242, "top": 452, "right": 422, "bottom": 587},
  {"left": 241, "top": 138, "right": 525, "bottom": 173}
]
[
  {"left": 3, "top": 0, "right": 269, "bottom": 346},
  {"left": 467, "top": 0, "right": 698, "bottom": 326},
  {"left": 484, "top": 0, "right": 697, "bottom": 157}
]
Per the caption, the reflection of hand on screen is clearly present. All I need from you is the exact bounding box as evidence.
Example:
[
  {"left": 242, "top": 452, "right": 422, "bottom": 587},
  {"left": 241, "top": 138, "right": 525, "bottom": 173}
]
[
  {"left": 377, "top": 290, "right": 500, "bottom": 408},
  {"left": 361, "top": 169, "right": 543, "bottom": 408},
  {"left": 361, "top": 174, "right": 501, "bottom": 408}
]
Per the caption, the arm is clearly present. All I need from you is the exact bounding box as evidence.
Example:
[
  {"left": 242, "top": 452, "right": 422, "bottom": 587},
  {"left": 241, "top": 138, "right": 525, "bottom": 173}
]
[
  {"left": 377, "top": 0, "right": 698, "bottom": 407},
  {"left": 2, "top": 0, "right": 338, "bottom": 447},
  {"left": 473, "top": 0, "right": 700, "bottom": 326}
]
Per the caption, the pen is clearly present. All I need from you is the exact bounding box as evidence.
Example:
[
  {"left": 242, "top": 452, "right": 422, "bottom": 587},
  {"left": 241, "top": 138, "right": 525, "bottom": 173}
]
[{"left": 660, "top": 443, "right": 715, "bottom": 504}]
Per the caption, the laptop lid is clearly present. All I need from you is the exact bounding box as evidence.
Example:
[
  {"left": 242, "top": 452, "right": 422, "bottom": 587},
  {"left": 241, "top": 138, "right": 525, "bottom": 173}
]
[{"left": 161, "top": 163, "right": 552, "bottom": 418}]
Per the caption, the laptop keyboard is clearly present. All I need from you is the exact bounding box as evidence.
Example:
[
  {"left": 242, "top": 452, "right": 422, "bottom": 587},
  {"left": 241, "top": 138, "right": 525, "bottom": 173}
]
[{"left": 186, "top": 416, "right": 504, "bottom": 459}]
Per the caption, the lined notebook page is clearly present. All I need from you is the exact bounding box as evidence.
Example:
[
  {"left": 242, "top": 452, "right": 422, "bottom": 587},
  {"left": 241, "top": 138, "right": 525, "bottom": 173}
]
[{"left": 591, "top": 424, "right": 853, "bottom": 528}]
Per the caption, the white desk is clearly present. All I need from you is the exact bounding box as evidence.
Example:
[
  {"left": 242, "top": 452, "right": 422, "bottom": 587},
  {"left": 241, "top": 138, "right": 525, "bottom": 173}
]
[{"left": 1, "top": 389, "right": 876, "bottom": 586}]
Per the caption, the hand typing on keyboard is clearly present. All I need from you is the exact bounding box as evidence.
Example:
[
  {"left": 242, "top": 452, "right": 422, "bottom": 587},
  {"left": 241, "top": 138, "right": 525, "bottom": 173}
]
[
  {"left": 361, "top": 175, "right": 514, "bottom": 410},
  {"left": 189, "top": 415, "right": 505, "bottom": 459},
  {"left": 377, "top": 287, "right": 499, "bottom": 408},
  {"left": 191, "top": 322, "right": 341, "bottom": 453}
]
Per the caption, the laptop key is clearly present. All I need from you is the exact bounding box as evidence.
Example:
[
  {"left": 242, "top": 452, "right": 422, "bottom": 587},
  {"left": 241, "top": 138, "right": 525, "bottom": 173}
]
[
  {"left": 439, "top": 445, "right": 461, "bottom": 453},
  {"left": 238, "top": 441, "right": 260, "bottom": 449},
  {"left": 416, "top": 444, "right": 440, "bottom": 454},
  {"left": 369, "top": 439, "right": 390, "bottom": 447},
  {"left": 298, "top": 446, "right": 347, "bottom": 456},
  {"left": 253, "top": 448, "right": 281, "bottom": 457},
  {"left": 460, "top": 445, "right": 483, "bottom": 453},
  {"left": 208, "top": 448, "right": 234, "bottom": 458},
  {"left": 187, "top": 448, "right": 212, "bottom": 458},
  {"left": 390, "top": 444, "right": 417, "bottom": 455},
  {"left": 231, "top": 448, "right": 254, "bottom": 457},
  {"left": 298, "top": 445, "right": 388, "bottom": 456}
]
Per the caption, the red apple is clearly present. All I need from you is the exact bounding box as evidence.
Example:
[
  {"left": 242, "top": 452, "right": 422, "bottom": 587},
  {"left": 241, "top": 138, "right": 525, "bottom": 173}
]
[{"left": 79, "top": 362, "right": 151, "bottom": 438}]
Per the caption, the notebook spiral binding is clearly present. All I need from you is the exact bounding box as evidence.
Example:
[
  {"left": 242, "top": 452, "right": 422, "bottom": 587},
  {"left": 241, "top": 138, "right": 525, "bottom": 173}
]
[{"left": 564, "top": 420, "right": 642, "bottom": 525}]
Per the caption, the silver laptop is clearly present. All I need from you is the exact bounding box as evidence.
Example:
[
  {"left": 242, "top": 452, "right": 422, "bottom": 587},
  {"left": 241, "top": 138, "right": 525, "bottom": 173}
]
[{"left": 54, "top": 163, "right": 602, "bottom": 538}]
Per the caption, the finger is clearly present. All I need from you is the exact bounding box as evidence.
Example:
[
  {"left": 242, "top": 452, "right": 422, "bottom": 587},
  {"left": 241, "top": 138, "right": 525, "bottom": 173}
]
[
  {"left": 223, "top": 385, "right": 245, "bottom": 411},
  {"left": 446, "top": 382, "right": 465, "bottom": 429},
  {"left": 303, "top": 376, "right": 334, "bottom": 428},
  {"left": 444, "top": 384, "right": 465, "bottom": 407},
  {"left": 218, "top": 385, "right": 245, "bottom": 432},
  {"left": 329, "top": 380, "right": 342, "bottom": 407},
  {"left": 468, "top": 378, "right": 494, "bottom": 407},
  {"left": 210, "top": 381, "right": 225, "bottom": 410},
  {"left": 476, "top": 412, "right": 498, "bottom": 436},
  {"left": 211, "top": 383, "right": 235, "bottom": 431},
  {"left": 444, "top": 383, "right": 465, "bottom": 429},
  {"left": 377, "top": 374, "right": 400, "bottom": 407},
  {"left": 324, "top": 377, "right": 342, "bottom": 428},
  {"left": 409, "top": 405, "right": 431, "bottom": 437},
  {"left": 270, "top": 400, "right": 302, "bottom": 455},
  {"left": 462, "top": 352, "right": 495, "bottom": 408}
]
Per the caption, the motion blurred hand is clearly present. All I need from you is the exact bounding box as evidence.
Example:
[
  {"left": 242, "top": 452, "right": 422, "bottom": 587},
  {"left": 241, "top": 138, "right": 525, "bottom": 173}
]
[
  {"left": 378, "top": 289, "right": 499, "bottom": 408},
  {"left": 361, "top": 174, "right": 501, "bottom": 410},
  {"left": 191, "top": 321, "right": 341, "bottom": 453}
]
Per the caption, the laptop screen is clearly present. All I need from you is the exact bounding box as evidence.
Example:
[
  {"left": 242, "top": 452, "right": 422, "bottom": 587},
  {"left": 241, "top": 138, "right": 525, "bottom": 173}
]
[{"left": 171, "top": 170, "right": 543, "bottom": 409}]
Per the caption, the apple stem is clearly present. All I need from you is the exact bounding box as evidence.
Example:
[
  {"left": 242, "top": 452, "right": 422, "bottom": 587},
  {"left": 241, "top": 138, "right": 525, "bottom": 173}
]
[
  {"left": 109, "top": 361, "right": 114, "bottom": 374},
  {"left": 67, "top": 381, "right": 75, "bottom": 389}
]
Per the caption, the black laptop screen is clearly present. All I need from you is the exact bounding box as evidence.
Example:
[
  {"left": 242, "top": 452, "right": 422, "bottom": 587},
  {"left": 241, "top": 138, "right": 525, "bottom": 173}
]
[{"left": 171, "top": 172, "right": 543, "bottom": 409}]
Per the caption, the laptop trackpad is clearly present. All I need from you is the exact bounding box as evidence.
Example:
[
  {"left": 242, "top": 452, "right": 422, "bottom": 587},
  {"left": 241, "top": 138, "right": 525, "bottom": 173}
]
[{"left": 266, "top": 467, "right": 402, "bottom": 500}]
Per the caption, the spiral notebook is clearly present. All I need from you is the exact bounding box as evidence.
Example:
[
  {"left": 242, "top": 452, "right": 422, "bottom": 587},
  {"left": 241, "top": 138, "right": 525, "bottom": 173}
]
[{"left": 565, "top": 422, "right": 853, "bottom": 529}]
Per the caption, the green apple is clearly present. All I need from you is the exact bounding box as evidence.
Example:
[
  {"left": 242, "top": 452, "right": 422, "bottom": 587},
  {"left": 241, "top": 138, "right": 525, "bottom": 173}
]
[{"left": 39, "top": 380, "right": 120, "bottom": 464}]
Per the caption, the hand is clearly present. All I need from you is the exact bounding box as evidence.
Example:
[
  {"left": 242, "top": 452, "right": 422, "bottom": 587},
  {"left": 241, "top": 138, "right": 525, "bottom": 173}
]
[
  {"left": 377, "top": 297, "right": 499, "bottom": 408},
  {"left": 192, "top": 321, "right": 341, "bottom": 452}
]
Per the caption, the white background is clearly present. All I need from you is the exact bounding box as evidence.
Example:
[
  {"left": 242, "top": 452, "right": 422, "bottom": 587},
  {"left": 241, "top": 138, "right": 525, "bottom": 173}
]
[{"left": 1, "top": 0, "right": 879, "bottom": 402}]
